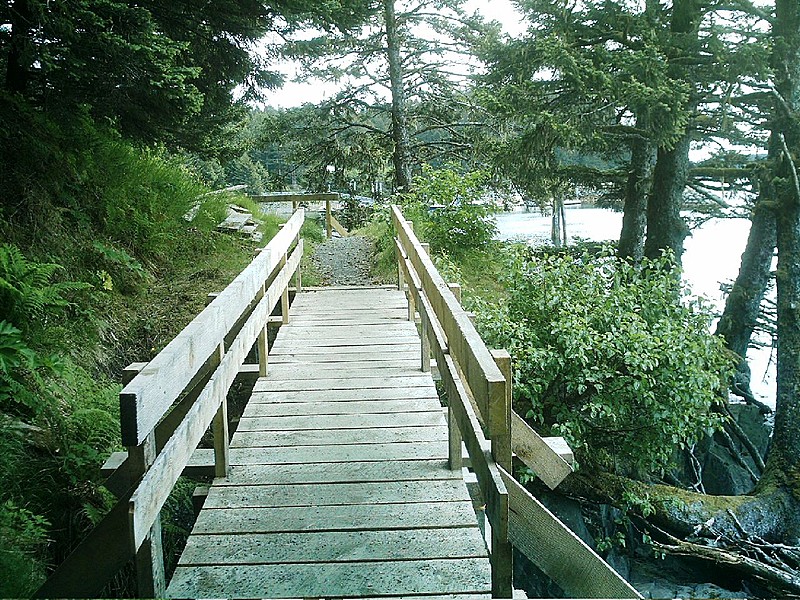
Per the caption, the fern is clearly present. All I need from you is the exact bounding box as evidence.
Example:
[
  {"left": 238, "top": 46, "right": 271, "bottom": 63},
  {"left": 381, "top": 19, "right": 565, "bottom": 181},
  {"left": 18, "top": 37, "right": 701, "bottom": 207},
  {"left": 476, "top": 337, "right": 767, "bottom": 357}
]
[{"left": 0, "top": 244, "right": 89, "bottom": 327}]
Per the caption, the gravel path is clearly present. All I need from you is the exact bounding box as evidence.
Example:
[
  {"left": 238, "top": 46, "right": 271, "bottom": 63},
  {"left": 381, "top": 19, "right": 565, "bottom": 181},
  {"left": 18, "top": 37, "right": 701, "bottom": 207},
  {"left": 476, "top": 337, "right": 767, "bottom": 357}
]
[{"left": 311, "top": 235, "right": 377, "bottom": 286}]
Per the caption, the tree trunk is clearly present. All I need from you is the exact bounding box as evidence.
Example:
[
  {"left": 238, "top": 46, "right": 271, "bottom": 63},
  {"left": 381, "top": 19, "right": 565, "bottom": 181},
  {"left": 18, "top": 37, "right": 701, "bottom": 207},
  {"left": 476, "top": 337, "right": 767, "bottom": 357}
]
[
  {"left": 5, "top": 0, "right": 34, "bottom": 95},
  {"left": 551, "top": 194, "right": 563, "bottom": 247},
  {"left": 643, "top": 0, "right": 700, "bottom": 266},
  {"left": 644, "top": 140, "right": 691, "bottom": 264},
  {"left": 715, "top": 183, "right": 776, "bottom": 411},
  {"left": 383, "top": 0, "right": 413, "bottom": 193},
  {"left": 767, "top": 0, "right": 800, "bottom": 489},
  {"left": 618, "top": 129, "right": 656, "bottom": 261}
]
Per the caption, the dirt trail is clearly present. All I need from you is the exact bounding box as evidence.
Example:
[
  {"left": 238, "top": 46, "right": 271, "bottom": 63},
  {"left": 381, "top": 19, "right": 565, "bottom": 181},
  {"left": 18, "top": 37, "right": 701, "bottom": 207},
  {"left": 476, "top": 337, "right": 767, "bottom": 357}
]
[{"left": 310, "top": 235, "right": 377, "bottom": 286}]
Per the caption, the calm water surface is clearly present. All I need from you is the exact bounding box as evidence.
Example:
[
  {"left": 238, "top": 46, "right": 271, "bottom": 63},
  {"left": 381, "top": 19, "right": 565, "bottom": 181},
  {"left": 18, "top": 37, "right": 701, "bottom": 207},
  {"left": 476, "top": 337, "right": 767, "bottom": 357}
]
[{"left": 495, "top": 206, "right": 776, "bottom": 408}]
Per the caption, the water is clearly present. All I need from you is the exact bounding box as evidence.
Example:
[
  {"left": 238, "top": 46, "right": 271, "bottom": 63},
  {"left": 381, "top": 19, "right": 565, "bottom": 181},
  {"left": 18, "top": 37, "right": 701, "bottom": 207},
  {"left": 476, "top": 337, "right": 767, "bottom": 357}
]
[{"left": 494, "top": 206, "right": 776, "bottom": 409}]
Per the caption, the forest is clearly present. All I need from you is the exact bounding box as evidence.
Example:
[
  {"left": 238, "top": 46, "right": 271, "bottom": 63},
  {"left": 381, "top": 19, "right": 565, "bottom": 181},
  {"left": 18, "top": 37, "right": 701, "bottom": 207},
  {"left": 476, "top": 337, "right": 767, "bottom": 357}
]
[{"left": 1, "top": 0, "right": 799, "bottom": 597}]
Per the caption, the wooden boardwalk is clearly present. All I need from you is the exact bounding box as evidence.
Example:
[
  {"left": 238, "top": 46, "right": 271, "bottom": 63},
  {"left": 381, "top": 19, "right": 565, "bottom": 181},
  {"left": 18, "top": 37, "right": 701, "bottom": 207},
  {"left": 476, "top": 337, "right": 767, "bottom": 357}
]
[{"left": 167, "top": 287, "right": 492, "bottom": 599}]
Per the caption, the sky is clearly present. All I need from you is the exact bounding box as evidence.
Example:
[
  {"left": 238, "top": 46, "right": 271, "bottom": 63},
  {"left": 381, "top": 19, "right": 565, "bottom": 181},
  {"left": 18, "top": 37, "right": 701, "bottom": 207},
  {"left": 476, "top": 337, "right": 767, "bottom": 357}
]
[{"left": 259, "top": 0, "right": 526, "bottom": 108}]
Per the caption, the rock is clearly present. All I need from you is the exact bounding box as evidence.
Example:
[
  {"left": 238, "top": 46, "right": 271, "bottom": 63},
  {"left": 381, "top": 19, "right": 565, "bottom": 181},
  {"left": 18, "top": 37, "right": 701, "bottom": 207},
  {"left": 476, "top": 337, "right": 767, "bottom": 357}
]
[
  {"left": 701, "top": 444, "right": 755, "bottom": 496},
  {"left": 537, "top": 491, "right": 596, "bottom": 548}
]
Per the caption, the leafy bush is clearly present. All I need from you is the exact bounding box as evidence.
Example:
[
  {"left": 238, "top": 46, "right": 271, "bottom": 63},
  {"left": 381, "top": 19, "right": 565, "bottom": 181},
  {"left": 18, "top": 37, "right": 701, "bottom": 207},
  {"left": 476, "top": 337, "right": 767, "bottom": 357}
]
[
  {"left": 403, "top": 166, "right": 497, "bottom": 253},
  {"left": 476, "top": 246, "right": 734, "bottom": 475}
]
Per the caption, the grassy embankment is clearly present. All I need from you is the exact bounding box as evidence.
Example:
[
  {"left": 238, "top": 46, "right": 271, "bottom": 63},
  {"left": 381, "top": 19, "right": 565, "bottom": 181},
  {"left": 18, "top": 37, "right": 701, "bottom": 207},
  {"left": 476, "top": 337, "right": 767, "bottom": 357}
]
[{"left": 0, "top": 101, "right": 323, "bottom": 596}]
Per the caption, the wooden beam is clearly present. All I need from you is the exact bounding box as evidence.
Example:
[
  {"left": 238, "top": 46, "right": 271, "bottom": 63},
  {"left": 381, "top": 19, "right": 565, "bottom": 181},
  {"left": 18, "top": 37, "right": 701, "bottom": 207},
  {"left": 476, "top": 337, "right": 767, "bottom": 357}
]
[
  {"left": 392, "top": 205, "right": 505, "bottom": 427},
  {"left": 330, "top": 214, "right": 349, "bottom": 237},
  {"left": 499, "top": 466, "right": 642, "bottom": 599},
  {"left": 511, "top": 412, "right": 574, "bottom": 490},
  {"left": 250, "top": 193, "right": 339, "bottom": 203}
]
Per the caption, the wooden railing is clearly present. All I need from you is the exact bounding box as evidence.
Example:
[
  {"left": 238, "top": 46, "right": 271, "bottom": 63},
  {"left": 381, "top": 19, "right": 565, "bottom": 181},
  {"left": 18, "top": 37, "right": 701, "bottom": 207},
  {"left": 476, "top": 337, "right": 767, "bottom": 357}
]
[
  {"left": 35, "top": 209, "right": 305, "bottom": 598},
  {"left": 250, "top": 192, "right": 348, "bottom": 239},
  {"left": 391, "top": 205, "right": 642, "bottom": 600}
]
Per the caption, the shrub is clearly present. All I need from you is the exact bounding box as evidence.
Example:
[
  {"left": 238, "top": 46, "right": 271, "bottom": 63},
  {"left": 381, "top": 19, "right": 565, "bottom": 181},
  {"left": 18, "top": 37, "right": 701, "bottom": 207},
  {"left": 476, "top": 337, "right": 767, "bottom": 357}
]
[
  {"left": 402, "top": 166, "right": 496, "bottom": 253},
  {"left": 475, "top": 246, "right": 734, "bottom": 475}
]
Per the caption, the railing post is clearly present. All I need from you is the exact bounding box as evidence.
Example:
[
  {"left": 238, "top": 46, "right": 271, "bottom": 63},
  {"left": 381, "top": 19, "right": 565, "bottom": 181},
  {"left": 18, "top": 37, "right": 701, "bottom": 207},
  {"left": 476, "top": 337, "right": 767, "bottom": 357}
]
[
  {"left": 326, "top": 198, "right": 332, "bottom": 239},
  {"left": 490, "top": 348, "right": 513, "bottom": 598},
  {"left": 212, "top": 342, "right": 230, "bottom": 478},
  {"left": 257, "top": 283, "right": 269, "bottom": 377},
  {"left": 294, "top": 234, "right": 302, "bottom": 293},
  {"left": 122, "top": 365, "right": 166, "bottom": 599},
  {"left": 281, "top": 252, "right": 290, "bottom": 324}
]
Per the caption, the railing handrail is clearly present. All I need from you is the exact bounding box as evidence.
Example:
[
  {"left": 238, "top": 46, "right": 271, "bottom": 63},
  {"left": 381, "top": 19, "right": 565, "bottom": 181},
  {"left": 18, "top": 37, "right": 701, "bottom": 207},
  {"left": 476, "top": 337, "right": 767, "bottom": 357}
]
[
  {"left": 390, "top": 204, "right": 642, "bottom": 600},
  {"left": 35, "top": 209, "right": 305, "bottom": 599},
  {"left": 119, "top": 209, "right": 305, "bottom": 446}
]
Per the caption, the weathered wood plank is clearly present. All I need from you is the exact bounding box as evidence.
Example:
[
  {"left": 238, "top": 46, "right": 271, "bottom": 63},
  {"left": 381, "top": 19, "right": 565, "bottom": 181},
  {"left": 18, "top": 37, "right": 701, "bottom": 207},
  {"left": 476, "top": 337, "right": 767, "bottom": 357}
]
[
  {"left": 267, "top": 351, "right": 420, "bottom": 364},
  {"left": 167, "top": 558, "right": 491, "bottom": 598},
  {"left": 249, "top": 385, "right": 437, "bottom": 402},
  {"left": 499, "top": 467, "right": 642, "bottom": 599},
  {"left": 270, "top": 344, "right": 422, "bottom": 357},
  {"left": 204, "top": 479, "right": 471, "bottom": 509},
  {"left": 512, "top": 411, "right": 574, "bottom": 490},
  {"left": 120, "top": 209, "right": 304, "bottom": 446},
  {"left": 230, "top": 425, "right": 448, "bottom": 448},
  {"left": 224, "top": 459, "right": 458, "bottom": 485},
  {"left": 243, "top": 397, "right": 441, "bottom": 417},
  {"left": 236, "top": 411, "right": 444, "bottom": 431},
  {"left": 224, "top": 440, "right": 448, "bottom": 466},
  {"left": 260, "top": 364, "right": 424, "bottom": 380},
  {"left": 272, "top": 335, "right": 419, "bottom": 347},
  {"left": 192, "top": 500, "right": 480, "bottom": 535},
  {"left": 251, "top": 192, "right": 339, "bottom": 203},
  {"left": 253, "top": 374, "right": 433, "bottom": 392},
  {"left": 177, "top": 528, "right": 487, "bottom": 566}
]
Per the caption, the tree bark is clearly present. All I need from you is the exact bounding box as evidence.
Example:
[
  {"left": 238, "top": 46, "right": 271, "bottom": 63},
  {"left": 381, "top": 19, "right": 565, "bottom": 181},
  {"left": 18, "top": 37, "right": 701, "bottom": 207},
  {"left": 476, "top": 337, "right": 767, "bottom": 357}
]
[
  {"left": 383, "top": 0, "right": 413, "bottom": 193},
  {"left": 5, "top": 0, "right": 34, "bottom": 95},
  {"left": 768, "top": 0, "right": 800, "bottom": 488},
  {"left": 714, "top": 185, "right": 776, "bottom": 411},
  {"left": 644, "top": 139, "right": 692, "bottom": 264},
  {"left": 618, "top": 128, "right": 656, "bottom": 261},
  {"left": 643, "top": 0, "right": 700, "bottom": 266}
]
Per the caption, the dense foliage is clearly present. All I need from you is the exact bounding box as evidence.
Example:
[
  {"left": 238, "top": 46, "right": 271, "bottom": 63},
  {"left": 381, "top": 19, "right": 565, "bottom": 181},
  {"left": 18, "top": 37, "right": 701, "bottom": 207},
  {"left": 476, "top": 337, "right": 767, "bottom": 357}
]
[
  {"left": 401, "top": 166, "right": 496, "bottom": 253},
  {"left": 474, "top": 246, "right": 734, "bottom": 475}
]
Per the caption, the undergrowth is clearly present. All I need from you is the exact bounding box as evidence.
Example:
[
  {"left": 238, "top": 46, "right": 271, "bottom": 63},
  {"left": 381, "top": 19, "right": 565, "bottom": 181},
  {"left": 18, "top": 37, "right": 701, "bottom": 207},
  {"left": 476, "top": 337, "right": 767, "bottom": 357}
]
[{"left": 0, "top": 95, "right": 290, "bottom": 596}]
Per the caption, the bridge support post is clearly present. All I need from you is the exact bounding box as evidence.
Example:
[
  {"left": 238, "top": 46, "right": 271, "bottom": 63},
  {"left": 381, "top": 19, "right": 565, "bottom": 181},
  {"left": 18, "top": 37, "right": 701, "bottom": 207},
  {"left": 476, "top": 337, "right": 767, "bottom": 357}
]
[
  {"left": 121, "top": 365, "right": 167, "bottom": 598},
  {"left": 212, "top": 342, "right": 230, "bottom": 478},
  {"left": 281, "top": 252, "right": 290, "bottom": 324},
  {"left": 257, "top": 283, "right": 269, "bottom": 377},
  {"left": 326, "top": 199, "right": 332, "bottom": 238},
  {"left": 490, "top": 349, "right": 514, "bottom": 598}
]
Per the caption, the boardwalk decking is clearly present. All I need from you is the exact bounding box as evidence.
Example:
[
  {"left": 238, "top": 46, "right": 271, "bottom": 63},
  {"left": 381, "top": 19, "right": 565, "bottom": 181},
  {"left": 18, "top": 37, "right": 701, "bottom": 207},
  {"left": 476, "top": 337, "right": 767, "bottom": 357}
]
[{"left": 167, "top": 287, "right": 492, "bottom": 599}]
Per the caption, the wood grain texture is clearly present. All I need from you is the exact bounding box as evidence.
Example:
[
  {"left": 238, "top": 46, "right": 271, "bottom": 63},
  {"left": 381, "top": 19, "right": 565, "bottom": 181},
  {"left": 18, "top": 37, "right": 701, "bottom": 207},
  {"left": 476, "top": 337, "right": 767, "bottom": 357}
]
[
  {"left": 168, "top": 286, "right": 491, "bottom": 599},
  {"left": 204, "top": 479, "right": 472, "bottom": 509},
  {"left": 230, "top": 425, "right": 448, "bottom": 448},
  {"left": 191, "top": 502, "right": 481, "bottom": 536},
  {"left": 177, "top": 528, "right": 487, "bottom": 566},
  {"left": 500, "top": 467, "right": 642, "bottom": 599},
  {"left": 512, "top": 411, "right": 574, "bottom": 490},
  {"left": 167, "top": 558, "right": 491, "bottom": 599}
]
